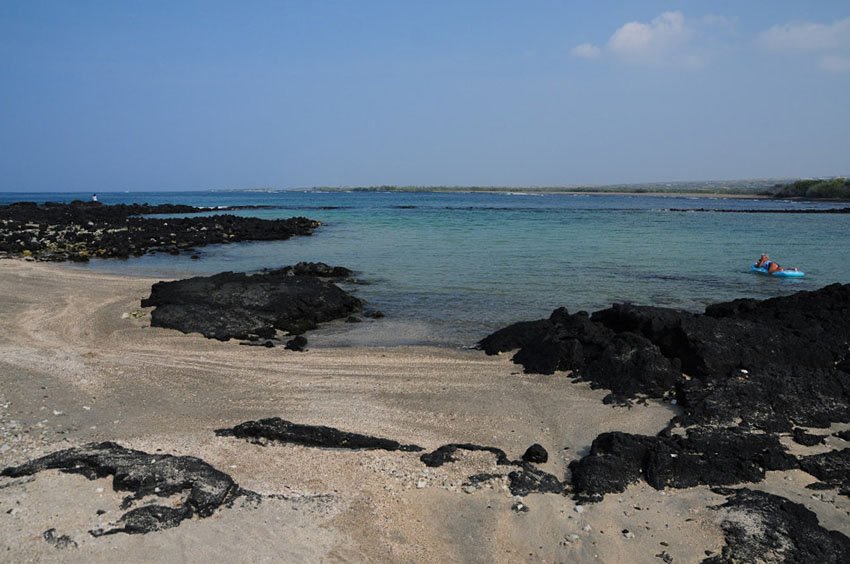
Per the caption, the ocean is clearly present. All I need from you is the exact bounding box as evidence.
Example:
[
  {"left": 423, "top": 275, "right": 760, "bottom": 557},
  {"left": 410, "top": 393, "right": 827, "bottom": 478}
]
[{"left": 3, "top": 190, "right": 848, "bottom": 347}]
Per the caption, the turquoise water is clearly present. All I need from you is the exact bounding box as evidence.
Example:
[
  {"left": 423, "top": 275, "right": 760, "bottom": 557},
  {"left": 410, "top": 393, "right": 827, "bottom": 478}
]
[{"left": 3, "top": 190, "right": 849, "bottom": 346}]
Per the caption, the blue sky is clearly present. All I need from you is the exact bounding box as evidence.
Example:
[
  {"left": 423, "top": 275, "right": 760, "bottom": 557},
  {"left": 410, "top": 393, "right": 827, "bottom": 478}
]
[{"left": 1, "top": 1, "right": 849, "bottom": 191}]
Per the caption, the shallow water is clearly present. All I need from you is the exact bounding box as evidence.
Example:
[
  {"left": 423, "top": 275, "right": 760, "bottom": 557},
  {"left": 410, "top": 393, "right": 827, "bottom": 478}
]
[{"left": 4, "top": 190, "right": 849, "bottom": 346}]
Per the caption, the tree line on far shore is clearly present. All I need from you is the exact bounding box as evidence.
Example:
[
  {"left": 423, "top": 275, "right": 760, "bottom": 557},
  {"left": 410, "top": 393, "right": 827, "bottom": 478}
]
[{"left": 770, "top": 177, "right": 850, "bottom": 200}]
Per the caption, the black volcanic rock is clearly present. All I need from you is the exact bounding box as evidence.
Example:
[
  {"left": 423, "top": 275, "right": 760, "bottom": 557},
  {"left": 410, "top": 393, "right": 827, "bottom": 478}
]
[
  {"left": 1, "top": 442, "right": 245, "bottom": 535},
  {"left": 705, "top": 488, "right": 850, "bottom": 564},
  {"left": 480, "top": 308, "right": 682, "bottom": 396},
  {"left": 284, "top": 335, "right": 308, "bottom": 351},
  {"left": 522, "top": 443, "right": 548, "bottom": 464},
  {"left": 798, "top": 448, "right": 850, "bottom": 496},
  {"left": 569, "top": 428, "right": 797, "bottom": 501},
  {"left": 420, "top": 442, "right": 564, "bottom": 496},
  {"left": 0, "top": 200, "right": 319, "bottom": 261},
  {"left": 479, "top": 284, "right": 850, "bottom": 433},
  {"left": 420, "top": 444, "right": 513, "bottom": 467},
  {"left": 216, "top": 417, "right": 423, "bottom": 452},
  {"left": 792, "top": 428, "right": 827, "bottom": 446},
  {"left": 678, "top": 365, "right": 850, "bottom": 432},
  {"left": 834, "top": 430, "right": 850, "bottom": 442},
  {"left": 140, "top": 264, "right": 362, "bottom": 341},
  {"left": 507, "top": 466, "right": 565, "bottom": 496}
]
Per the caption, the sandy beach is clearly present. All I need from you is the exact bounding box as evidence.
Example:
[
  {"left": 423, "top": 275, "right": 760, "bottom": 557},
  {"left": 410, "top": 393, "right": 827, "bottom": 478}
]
[{"left": 1, "top": 260, "right": 848, "bottom": 563}]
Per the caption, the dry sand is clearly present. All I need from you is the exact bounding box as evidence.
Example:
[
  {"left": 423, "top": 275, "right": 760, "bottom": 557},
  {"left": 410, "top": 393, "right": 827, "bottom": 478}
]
[{"left": 0, "top": 260, "right": 847, "bottom": 563}]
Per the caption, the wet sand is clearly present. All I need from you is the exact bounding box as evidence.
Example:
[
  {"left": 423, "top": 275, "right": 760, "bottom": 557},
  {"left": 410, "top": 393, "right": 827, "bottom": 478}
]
[{"left": 0, "top": 260, "right": 847, "bottom": 562}]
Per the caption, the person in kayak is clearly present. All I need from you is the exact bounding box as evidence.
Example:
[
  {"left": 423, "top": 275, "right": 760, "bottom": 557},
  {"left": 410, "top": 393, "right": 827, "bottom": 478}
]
[{"left": 755, "top": 254, "right": 784, "bottom": 274}]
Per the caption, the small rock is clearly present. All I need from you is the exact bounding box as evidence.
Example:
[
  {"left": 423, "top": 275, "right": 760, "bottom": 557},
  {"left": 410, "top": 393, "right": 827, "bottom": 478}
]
[
  {"left": 285, "top": 336, "right": 307, "bottom": 351},
  {"left": 512, "top": 501, "right": 528, "bottom": 512},
  {"left": 582, "top": 524, "right": 592, "bottom": 532},
  {"left": 575, "top": 505, "right": 584, "bottom": 513},
  {"left": 623, "top": 529, "right": 635, "bottom": 539},
  {"left": 416, "top": 478, "right": 427, "bottom": 489},
  {"left": 522, "top": 443, "right": 548, "bottom": 464}
]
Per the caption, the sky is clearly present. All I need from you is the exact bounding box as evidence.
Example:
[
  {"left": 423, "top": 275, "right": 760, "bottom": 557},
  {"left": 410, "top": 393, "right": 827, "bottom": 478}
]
[{"left": 1, "top": 1, "right": 849, "bottom": 191}]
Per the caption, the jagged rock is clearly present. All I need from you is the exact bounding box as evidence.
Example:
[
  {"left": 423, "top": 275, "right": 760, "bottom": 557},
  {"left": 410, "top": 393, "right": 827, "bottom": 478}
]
[
  {"left": 275, "top": 262, "right": 352, "bottom": 278},
  {"left": 141, "top": 266, "right": 362, "bottom": 341},
  {"left": 216, "top": 417, "right": 423, "bottom": 452},
  {"left": 480, "top": 308, "right": 681, "bottom": 396},
  {"left": 678, "top": 366, "right": 850, "bottom": 432},
  {"left": 285, "top": 336, "right": 308, "bottom": 351},
  {"left": 1, "top": 442, "right": 244, "bottom": 535},
  {"left": 419, "top": 442, "right": 563, "bottom": 497},
  {"left": 705, "top": 488, "right": 850, "bottom": 563},
  {"left": 792, "top": 428, "right": 827, "bottom": 446},
  {"left": 0, "top": 201, "right": 319, "bottom": 261},
  {"left": 569, "top": 428, "right": 797, "bottom": 501},
  {"left": 798, "top": 448, "right": 850, "bottom": 496},
  {"left": 834, "top": 430, "right": 850, "bottom": 441},
  {"left": 521, "top": 444, "right": 548, "bottom": 464},
  {"left": 507, "top": 466, "right": 564, "bottom": 496},
  {"left": 480, "top": 285, "right": 850, "bottom": 433},
  {"left": 420, "top": 444, "right": 513, "bottom": 467}
]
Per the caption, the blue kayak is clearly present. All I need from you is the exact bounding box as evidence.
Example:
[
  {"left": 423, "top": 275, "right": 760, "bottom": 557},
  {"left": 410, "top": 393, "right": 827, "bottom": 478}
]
[{"left": 751, "top": 264, "right": 805, "bottom": 278}]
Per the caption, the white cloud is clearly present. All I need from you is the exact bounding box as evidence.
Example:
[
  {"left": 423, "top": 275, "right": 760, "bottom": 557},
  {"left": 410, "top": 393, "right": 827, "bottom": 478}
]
[
  {"left": 571, "top": 43, "right": 601, "bottom": 59},
  {"left": 571, "top": 11, "right": 707, "bottom": 69},
  {"left": 609, "top": 12, "right": 692, "bottom": 58},
  {"left": 756, "top": 17, "right": 850, "bottom": 73},
  {"left": 756, "top": 18, "right": 850, "bottom": 53},
  {"left": 819, "top": 54, "right": 850, "bottom": 73}
]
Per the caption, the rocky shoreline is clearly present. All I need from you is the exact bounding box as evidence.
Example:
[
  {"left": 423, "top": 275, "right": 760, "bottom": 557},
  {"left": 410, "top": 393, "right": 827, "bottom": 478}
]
[
  {"left": 1, "top": 253, "right": 849, "bottom": 560},
  {"left": 0, "top": 200, "right": 319, "bottom": 261},
  {"left": 140, "top": 262, "right": 364, "bottom": 346},
  {"left": 475, "top": 283, "right": 850, "bottom": 561},
  {"left": 668, "top": 207, "right": 850, "bottom": 213}
]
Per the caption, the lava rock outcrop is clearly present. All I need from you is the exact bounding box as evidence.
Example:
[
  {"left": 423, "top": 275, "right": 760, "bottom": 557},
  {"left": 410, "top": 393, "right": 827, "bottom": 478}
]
[
  {"left": 216, "top": 417, "right": 423, "bottom": 452},
  {"left": 569, "top": 428, "right": 797, "bottom": 501},
  {"left": 1, "top": 442, "right": 246, "bottom": 535},
  {"left": 482, "top": 284, "right": 850, "bottom": 506},
  {"left": 0, "top": 200, "right": 319, "bottom": 261},
  {"left": 705, "top": 488, "right": 850, "bottom": 564},
  {"left": 141, "top": 263, "right": 362, "bottom": 341},
  {"left": 419, "top": 443, "right": 565, "bottom": 496},
  {"left": 479, "top": 285, "right": 850, "bottom": 432}
]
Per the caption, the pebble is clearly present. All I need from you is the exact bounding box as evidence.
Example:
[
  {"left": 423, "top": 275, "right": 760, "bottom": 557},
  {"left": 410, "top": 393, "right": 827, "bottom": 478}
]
[
  {"left": 582, "top": 524, "right": 592, "bottom": 532},
  {"left": 416, "top": 478, "right": 427, "bottom": 489},
  {"left": 575, "top": 505, "right": 584, "bottom": 513},
  {"left": 623, "top": 529, "right": 635, "bottom": 539}
]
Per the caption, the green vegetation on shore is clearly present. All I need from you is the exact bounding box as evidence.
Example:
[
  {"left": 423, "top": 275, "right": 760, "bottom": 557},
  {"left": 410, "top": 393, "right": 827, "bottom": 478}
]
[
  {"left": 317, "top": 179, "right": 789, "bottom": 196},
  {"left": 304, "top": 177, "right": 850, "bottom": 200},
  {"left": 772, "top": 178, "right": 850, "bottom": 200}
]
